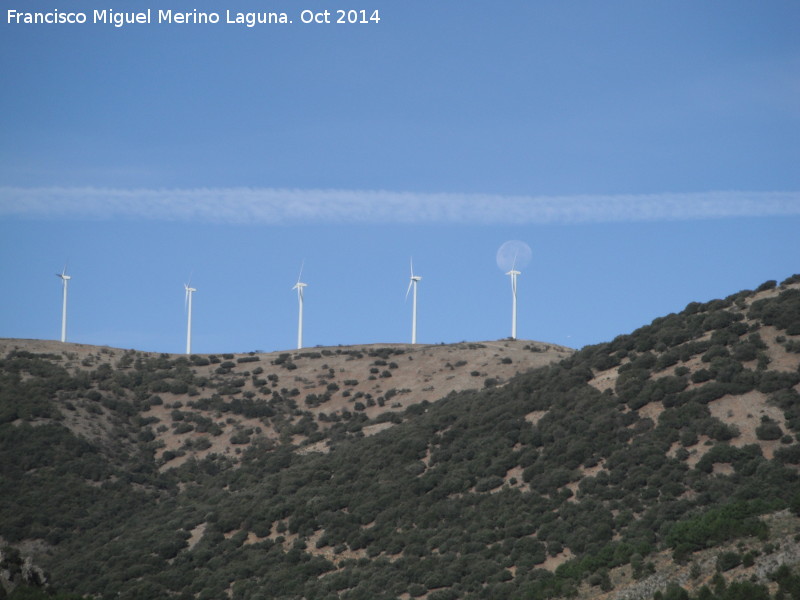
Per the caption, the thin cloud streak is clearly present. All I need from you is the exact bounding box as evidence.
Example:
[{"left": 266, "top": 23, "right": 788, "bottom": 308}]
[{"left": 1, "top": 187, "right": 799, "bottom": 225}]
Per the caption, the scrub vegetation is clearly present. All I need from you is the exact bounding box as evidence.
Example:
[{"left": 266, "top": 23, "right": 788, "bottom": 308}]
[{"left": 3, "top": 275, "right": 800, "bottom": 599}]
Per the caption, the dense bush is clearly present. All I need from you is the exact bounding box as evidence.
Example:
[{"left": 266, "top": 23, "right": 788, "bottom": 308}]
[
  {"left": 666, "top": 501, "right": 769, "bottom": 562},
  {"left": 749, "top": 288, "right": 800, "bottom": 334},
  {"left": 755, "top": 416, "right": 783, "bottom": 441}
]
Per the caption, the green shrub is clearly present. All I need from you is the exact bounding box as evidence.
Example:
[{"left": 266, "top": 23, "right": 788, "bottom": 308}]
[
  {"left": 230, "top": 431, "right": 251, "bottom": 445},
  {"left": 174, "top": 422, "right": 193, "bottom": 434},
  {"left": 716, "top": 551, "right": 741, "bottom": 572},
  {"left": 755, "top": 417, "right": 783, "bottom": 441}
]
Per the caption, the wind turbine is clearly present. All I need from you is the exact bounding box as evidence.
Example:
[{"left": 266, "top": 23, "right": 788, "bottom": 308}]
[
  {"left": 293, "top": 263, "right": 307, "bottom": 349},
  {"left": 184, "top": 280, "right": 197, "bottom": 354},
  {"left": 506, "top": 256, "right": 521, "bottom": 340},
  {"left": 497, "top": 241, "right": 531, "bottom": 341},
  {"left": 405, "top": 259, "right": 422, "bottom": 344},
  {"left": 55, "top": 266, "right": 71, "bottom": 343}
]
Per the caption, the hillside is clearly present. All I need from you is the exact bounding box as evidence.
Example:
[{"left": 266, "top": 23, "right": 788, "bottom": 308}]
[
  {"left": 0, "top": 338, "right": 571, "bottom": 469},
  {"left": 2, "top": 275, "right": 800, "bottom": 600}
]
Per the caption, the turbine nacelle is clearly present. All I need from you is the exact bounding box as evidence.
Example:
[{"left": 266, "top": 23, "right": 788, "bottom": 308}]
[
  {"left": 406, "top": 258, "right": 422, "bottom": 301},
  {"left": 409, "top": 258, "right": 420, "bottom": 280},
  {"left": 184, "top": 283, "right": 197, "bottom": 311},
  {"left": 56, "top": 263, "right": 71, "bottom": 281},
  {"left": 56, "top": 268, "right": 71, "bottom": 281}
]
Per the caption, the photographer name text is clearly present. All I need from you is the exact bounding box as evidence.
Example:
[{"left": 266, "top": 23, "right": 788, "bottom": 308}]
[{"left": 7, "top": 8, "right": 381, "bottom": 27}]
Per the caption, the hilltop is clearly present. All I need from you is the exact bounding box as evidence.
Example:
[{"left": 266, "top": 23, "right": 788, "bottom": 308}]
[
  {"left": 0, "top": 337, "right": 571, "bottom": 470},
  {"left": 2, "top": 275, "right": 800, "bottom": 600}
]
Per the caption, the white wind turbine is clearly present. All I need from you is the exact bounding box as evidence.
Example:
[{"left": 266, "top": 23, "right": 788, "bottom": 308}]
[
  {"left": 497, "top": 240, "right": 531, "bottom": 341},
  {"left": 55, "top": 265, "right": 71, "bottom": 343},
  {"left": 507, "top": 256, "right": 521, "bottom": 340},
  {"left": 184, "top": 279, "right": 197, "bottom": 354},
  {"left": 293, "top": 263, "right": 307, "bottom": 350},
  {"left": 405, "top": 259, "right": 422, "bottom": 344}
]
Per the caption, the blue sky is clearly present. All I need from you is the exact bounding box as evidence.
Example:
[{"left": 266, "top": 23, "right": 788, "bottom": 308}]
[{"left": 1, "top": 1, "right": 799, "bottom": 354}]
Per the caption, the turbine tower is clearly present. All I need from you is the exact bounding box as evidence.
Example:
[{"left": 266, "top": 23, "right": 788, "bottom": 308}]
[
  {"left": 56, "top": 266, "right": 71, "bottom": 343},
  {"left": 406, "top": 259, "right": 422, "bottom": 344},
  {"left": 184, "top": 281, "right": 196, "bottom": 354},
  {"left": 293, "top": 263, "right": 307, "bottom": 349},
  {"left": 507, "top": 259, "right": 520, "bottom": 340}
]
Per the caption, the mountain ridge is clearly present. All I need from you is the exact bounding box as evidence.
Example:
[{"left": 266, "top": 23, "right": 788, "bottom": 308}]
[
  {"left": 0, "top": 336, "right": 572, "bottom": 470},
  {"left": 2, "top": 274, "right": 800, "bottom": 599}
]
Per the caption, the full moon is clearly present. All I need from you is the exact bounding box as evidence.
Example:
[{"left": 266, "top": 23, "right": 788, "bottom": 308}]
[{"left": 496, "top": 240, "right": 532, "bottom": 272}]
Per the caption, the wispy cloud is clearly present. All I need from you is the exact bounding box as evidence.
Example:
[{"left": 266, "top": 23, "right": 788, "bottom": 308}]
[{"left": 1, "top": 187, "right": 798, "bottom": 225}]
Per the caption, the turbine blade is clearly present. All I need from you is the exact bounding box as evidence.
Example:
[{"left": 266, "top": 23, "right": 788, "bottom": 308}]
[
  {"left": 410, "top": 257, "right": 414, "bottom": 278},
  {"left": 405, "top": 279, "right": 413, "bottom": 301},
  {"left": 296, "top": 260, "right": 305, "bottom": 285}
]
